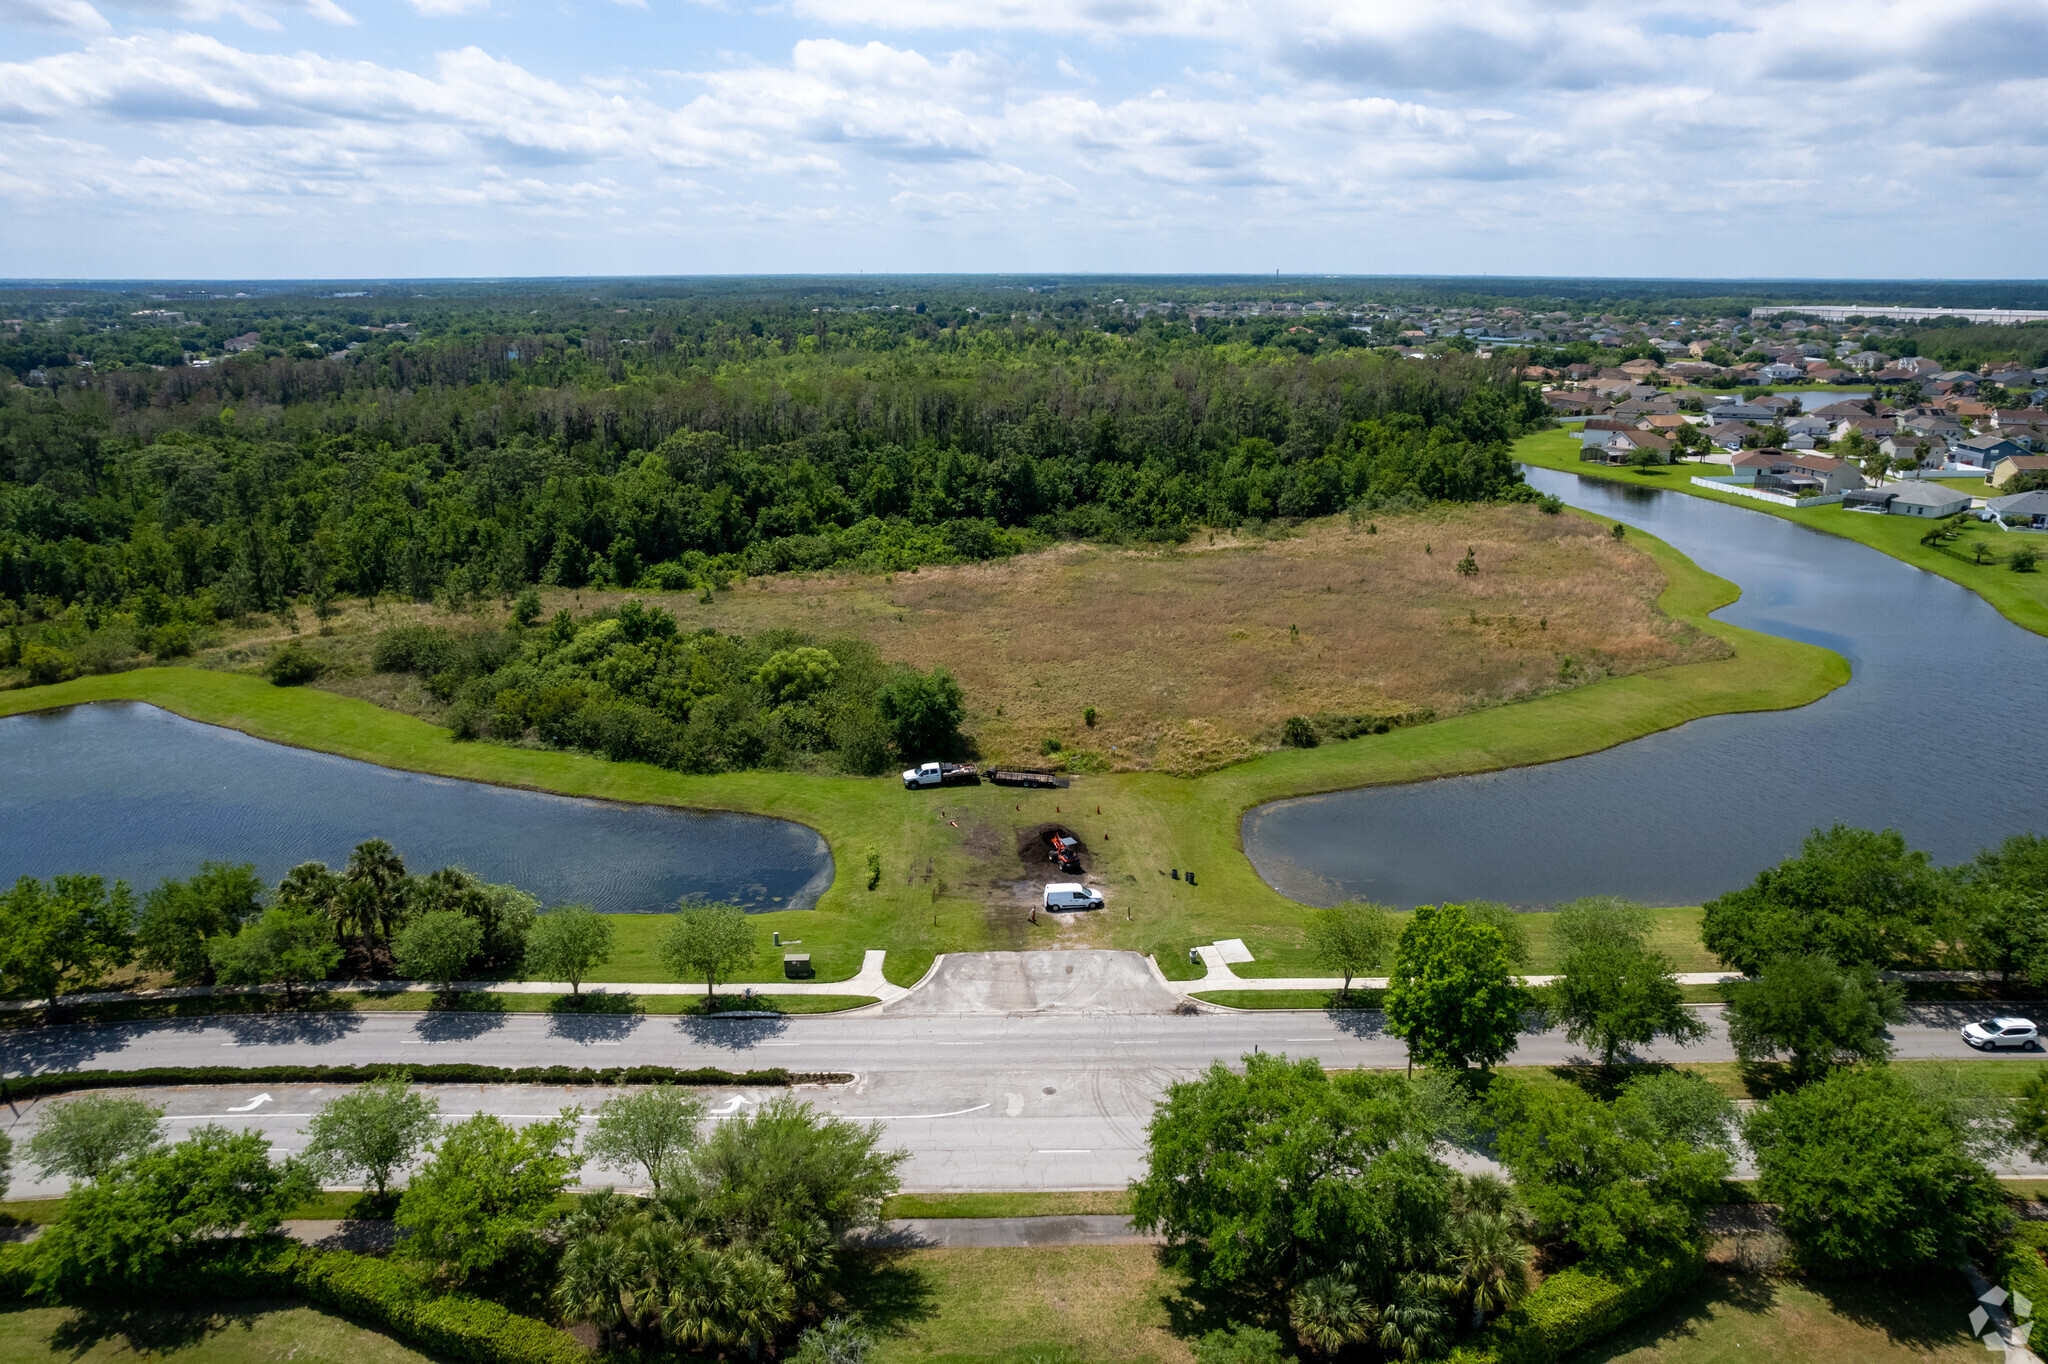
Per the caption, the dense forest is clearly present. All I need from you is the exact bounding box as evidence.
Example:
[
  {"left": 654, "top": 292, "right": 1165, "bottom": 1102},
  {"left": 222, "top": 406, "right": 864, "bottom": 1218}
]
[{"left": 0, "top": 285, "right": 1548, "bottom": 667}]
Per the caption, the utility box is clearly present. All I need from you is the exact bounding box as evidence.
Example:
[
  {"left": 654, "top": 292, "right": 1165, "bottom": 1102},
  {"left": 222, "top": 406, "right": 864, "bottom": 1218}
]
[{"left": 783, "top": 954, "right": 813, "bottom": 979}]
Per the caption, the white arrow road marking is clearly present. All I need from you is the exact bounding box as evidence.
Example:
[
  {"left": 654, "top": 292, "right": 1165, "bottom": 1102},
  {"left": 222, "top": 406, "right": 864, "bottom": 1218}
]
[
  {"left": 706, "top": 1095, "right": 759, "bottom": 1117},
  {"left": 226, "top": 1094, "right": 273, "bottom": 1112}
]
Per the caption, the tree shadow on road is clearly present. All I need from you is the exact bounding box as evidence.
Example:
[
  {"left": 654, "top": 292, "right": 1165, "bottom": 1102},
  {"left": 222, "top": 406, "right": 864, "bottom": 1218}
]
[
  {"left": 545, "top": 994, "right": 644, "bottom": 1044},
  {"left": 413, "top": 993, "right": 509, "bottom": 1043},
  {"left": 671, "top": 1012, "right": 792, "bottom": 1054}
]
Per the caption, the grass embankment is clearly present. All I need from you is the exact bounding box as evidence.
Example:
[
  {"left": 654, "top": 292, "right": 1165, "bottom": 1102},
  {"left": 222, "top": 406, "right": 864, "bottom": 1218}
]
[
  {"left": 1518, "top": 427, "right": 2048, "bottom": 637},
  {"left": 0, "top": 1306, "right": 437, "bottom": 1364},
  {"left": 882, "top": 1191, "right": 1133, "bottom": 1220},
  {"left": 0, "top": 500, "right": 1843, "bottom": 982},
  {"left": 1579, "top": 1273, "right": 1984, "bottom": 1364}
]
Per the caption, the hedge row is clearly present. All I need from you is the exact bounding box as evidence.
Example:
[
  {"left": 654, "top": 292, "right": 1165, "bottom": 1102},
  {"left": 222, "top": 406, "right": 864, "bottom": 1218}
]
[
  {"left": 0, "top": 1063, "right": 842, "bottom": 1102},
  {"left": 1448, "top": 1248, "right": 1705, "bottom": 1364},
  {"left": 1995, "top": 1222, "right": 2048, "bottom": 1313},
  {"left": 4, "top": 1240, "right": 588, "bottom": 1364}
]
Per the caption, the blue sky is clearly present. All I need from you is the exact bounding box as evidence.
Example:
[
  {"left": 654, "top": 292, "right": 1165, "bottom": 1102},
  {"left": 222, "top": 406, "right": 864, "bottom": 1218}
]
[{"left": 3, "top": 0, "right": 2044, "bottom": 279}]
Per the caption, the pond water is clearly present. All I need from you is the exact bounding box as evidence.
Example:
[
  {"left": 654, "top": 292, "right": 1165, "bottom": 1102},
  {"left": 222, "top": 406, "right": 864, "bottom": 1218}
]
[
  {"left": 0, "top": 702, "right": 834, "bottom": 913},
  {"left": 1242, "top": 464, "right": 2048, "bottom": 908}
]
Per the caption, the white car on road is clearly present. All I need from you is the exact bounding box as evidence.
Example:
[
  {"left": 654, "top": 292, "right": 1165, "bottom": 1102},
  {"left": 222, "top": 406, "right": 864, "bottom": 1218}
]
[
  {"left": 1961, "top": 1016, "right": 2040, "bottom": 1050},
  {"left": 1043, "top": 882, "right": 1103, "bottom": 911}
]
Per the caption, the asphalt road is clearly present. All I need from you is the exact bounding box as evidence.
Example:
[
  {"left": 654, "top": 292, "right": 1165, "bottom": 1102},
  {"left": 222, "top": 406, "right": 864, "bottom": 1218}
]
[{"left": 6, "top": 1001, "right": 2043, "bottom": 1198}]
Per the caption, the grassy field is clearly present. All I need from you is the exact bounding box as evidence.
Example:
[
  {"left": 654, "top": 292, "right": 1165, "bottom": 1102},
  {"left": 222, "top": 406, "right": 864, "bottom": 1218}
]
[
  {"left": 883, "top": 1191, "right": 1134, "bottom": 1219},
  {"left": 1518, "top": 427, "right": 2048, "bottom": 637},
  {"left": 0, "top": 500, "right": 1843, "bottom": 984},
  {"left": 523, "top": 507, "right": 1721, "bottom": 773},
  {"left": 0, "top": 1306, "right": 434, "bottom": 1364},
  {"left": 0, "top": 987, "right": 877, "bottom": 1028},
  {"left": 1578, "top": 1273, "right": 1984, "bottom": 1364}
]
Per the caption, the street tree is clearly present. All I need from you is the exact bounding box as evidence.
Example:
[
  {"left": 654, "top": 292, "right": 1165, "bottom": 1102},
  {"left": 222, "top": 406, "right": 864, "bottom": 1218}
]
[
  {"left": 1384, "top": 904, "right": 1530, "bottom": 1071},
  {"left": 209, "top": 903, "right": 344, "bottom": 1001},
  {"left": 524, "top": 904, "right": 615, "bottom": 996},
  {"left": 33, "top": 1124, "right": 313, "bottom": 1297},
  {"left": 302, "top": 1074, "right": 441, "bottom": 1198},
  {"left": 133, "top": 862, "right": 264, "bottom": 984},
  {"left": 0, "top": 873, "right": 135, "bottom": 1007},
  {"left": 1455, "top": 901, "right": 1531, "bottom": 968},
  {"left": 28, "top": 1094, "right": 165, "bottom": 1183},
  {"left": 392, "top": 910, "right": 484, "bottom": 988},
  {"left": 584, "top": 1085, "right": 705, "bottom": 1193},
  {"left": 1543, "top": 939, "right": 1708, "bottom": 1070},
  {"left": 345, "top": 838, "right": 411, "bottom": 943},
  {"left": 1491, "top": 1074, "right": 1730, "bottom": 1264},
  {"left": 1701, "top": 824, "right": 1948, "bottom": 974},
  {"left": 1724, "top": 953, "right": 1905, "bottom": 1078},
  {"left": 1746, "top": 1065, "right": 2004, "bottom": 1272},
  {"left": 658, "top": 902, "right": 757, "bottom": 1005},
  {"left": 1304, "top": 900, "right": 1397, "bottom": 996},
  {"left": 397, "top": 1110, "right": 581, "bottom": 1284}
]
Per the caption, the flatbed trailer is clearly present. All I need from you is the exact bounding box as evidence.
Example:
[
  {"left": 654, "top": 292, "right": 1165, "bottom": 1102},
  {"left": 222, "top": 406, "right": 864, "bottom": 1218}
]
[{"left": 990, "top": 767, "right": 1069, "bottom": 789}]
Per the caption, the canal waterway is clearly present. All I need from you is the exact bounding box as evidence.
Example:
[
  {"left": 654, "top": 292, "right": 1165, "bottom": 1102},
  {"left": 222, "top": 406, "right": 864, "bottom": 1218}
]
[
  {"left": 0, "top": 702, "right": 834, "bottom": 913},
  {"left": 1243, "top": 464, "right": 2048, "bottom": 908}
]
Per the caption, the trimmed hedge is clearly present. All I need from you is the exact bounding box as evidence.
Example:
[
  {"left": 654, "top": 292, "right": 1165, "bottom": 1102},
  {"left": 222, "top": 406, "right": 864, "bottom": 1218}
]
[
  {"left": 1995, "top": 1222, "right": 2048, "bottom": 1313},
  {"left": 1447, "top": 1248, "right": 1705, "bottom": 1364},
  {"left": 12, "top": 1240, "right": 588, "bottom": 1364},
  {"left": 0, "top": 1063, "right": 839, "bottom": 1103}
]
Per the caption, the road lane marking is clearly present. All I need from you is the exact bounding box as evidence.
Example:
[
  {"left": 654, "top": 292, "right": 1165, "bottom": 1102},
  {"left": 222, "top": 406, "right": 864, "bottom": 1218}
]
[
  {"left": 853, "top": 1103, "right": 993, "bottom": 1120},
  {"left": 227, "top": 1093, "right": 273, "bottom": 1112},
  {"left": 934, "top": 1042, "right": 985, "bottom": 1047}
]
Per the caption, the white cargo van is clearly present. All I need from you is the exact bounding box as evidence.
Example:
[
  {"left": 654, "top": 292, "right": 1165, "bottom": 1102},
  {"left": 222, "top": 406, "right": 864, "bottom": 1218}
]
[{"left": 1042, "top": 882, "right": 1103, "bottom": 911}]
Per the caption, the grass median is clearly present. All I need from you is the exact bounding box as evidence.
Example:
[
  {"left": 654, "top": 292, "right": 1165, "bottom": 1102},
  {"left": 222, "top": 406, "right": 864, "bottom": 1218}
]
[
  {"left": 0, "top": 497, "right": 1843, "bottom": 980},
  {"left": 0, "top": 988, "right": 877, "bottom": 1030}
]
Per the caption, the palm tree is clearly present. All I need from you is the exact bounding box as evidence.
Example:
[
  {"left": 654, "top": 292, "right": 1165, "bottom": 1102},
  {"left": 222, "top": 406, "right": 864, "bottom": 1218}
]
[
  {"left": 1290, "top": 1274, "right": 1369, "bottom": 1356},
  {"left": 1450, "top": 1211, "right": 1533, "bottom": 1328},
  {"left": 1371, "top": 1275, "right": 1456, "bottom": 1361},
  {"left": 345, "top": 838, "right": 409, "bottom": 939}
]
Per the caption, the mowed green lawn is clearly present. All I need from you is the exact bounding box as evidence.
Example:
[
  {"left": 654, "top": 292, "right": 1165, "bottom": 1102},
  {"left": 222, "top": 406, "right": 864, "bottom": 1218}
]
[
  {"left": 1517, "top": 427, "right": 2048, "bottom": 637},
  {"left": 0, "top": 1306, "right": 435, "bottom": 1364},
  {"left": 1579, "top": 1273, "right": 1986, "bottom": 1364}
]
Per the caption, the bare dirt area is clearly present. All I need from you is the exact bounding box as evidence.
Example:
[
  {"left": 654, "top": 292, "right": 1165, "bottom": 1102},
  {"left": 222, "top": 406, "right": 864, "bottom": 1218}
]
[{"left": 578, "top": 505, "right": 1726, "bottom": 772}]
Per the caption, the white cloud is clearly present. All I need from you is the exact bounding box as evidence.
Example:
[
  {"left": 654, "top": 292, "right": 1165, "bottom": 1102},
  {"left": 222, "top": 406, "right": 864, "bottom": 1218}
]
[{"left": 0, "top": 0, "right": 110, "bottom": 31}]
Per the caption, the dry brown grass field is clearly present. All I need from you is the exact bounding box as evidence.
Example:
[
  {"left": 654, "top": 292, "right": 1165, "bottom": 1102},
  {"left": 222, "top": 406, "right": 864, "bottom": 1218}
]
[
  {"left": 575, "top": 505, "right": 1725, "bottom": 771},
  {"left": 182, "top": 505, "right": 1723, "bottom": 773}
]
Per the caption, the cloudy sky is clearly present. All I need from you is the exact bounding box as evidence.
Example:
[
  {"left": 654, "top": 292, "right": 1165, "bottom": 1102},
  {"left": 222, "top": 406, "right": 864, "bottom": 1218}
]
[{"left": 2, "top": 0, "right": 2043, "bottom": 279}]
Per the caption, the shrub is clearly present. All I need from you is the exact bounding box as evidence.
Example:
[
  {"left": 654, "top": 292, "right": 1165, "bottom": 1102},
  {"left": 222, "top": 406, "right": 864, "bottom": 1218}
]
[
  {"left": 0, "top": 1064, "right": 821, "bottom": 1105},
  {"left": 1281, "top": 715, "right": 1317, "bottom": 748},
  {"left": 1448, "top": 1249, "right": 1703, "bottom": 1364},
  {"left": 149, "top": 622, "right": 195, "bottom": 657},
  {"left": 264, "top": 641, "right": 326, "bottom": 686},
  {"left": 21, "top": 643, "right": 76, "bottom": 685},
  {"left": 373, "top": 624, "right": 456, "bottom": 674}
]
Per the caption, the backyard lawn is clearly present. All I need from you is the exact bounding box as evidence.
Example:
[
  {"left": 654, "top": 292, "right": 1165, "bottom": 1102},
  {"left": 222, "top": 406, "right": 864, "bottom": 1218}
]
[
  {"left": 1579, "top": 1272, "right": 1986, "bottom": 1364},
  {"left": 0, "top": 1306, "right": 433, "bottom": 1364}
]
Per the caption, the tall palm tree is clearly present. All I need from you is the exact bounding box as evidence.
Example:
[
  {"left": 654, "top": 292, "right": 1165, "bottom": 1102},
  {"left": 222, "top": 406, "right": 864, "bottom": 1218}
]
[
  {"left": 1372, "top": 1275, "right": 1456, "bottom": 1361},
  {"left": 345, "top": 839, "right": 409, "bottom": 941},
  {"left": 1450, "top": 1212, "right": 1533, "bottom": 1329}
]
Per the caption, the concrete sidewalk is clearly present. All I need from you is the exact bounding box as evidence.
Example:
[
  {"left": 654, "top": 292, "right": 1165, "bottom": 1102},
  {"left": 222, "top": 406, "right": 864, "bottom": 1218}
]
[{"left": 1176, "top": 943, "right": 1744, "bottom": 993}]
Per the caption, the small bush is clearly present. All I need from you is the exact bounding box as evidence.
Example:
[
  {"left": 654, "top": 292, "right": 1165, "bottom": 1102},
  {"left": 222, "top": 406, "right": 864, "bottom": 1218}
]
[
  {"left": 1462, "top": 1249, "right": 1703, "bottom": 1364},
  {"left": 265, "top": 642, "right": 325, "bottom": 686},
  {"left": 1282, "top": 715, "right": 1317, "bottom": 748},
  {"left": 2011, "top": 545, "right": 2040, "bottom": 573},
  {"left": 0, "top": 1064, "right": 825, "bottom": 1105},
  {"left": 21, "top": 643, "right": 76, "bottom": 685},
  {"left": 373, "top": 624, "right": 456, "bottom": 674},
  {"left": 150, "top": 622, "right": 195, "bottom": 657},
  {"left": 1040, "top": 736, "right": 1063, "bottom": 755}
]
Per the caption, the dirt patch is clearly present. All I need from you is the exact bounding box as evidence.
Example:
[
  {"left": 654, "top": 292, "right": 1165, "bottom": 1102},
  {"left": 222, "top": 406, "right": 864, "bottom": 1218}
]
[{"left": 1017, "top": 823, "right": 1090, "bottom": 881}]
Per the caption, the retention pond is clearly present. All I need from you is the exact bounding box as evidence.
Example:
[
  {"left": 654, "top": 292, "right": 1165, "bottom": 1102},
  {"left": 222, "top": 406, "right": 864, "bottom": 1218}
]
[
  {"left": 1243, "top": 464, "right": 2048, "bottom": 907},
  {"left": 0, "top": 701, "right": 834, "bottom": 913}
]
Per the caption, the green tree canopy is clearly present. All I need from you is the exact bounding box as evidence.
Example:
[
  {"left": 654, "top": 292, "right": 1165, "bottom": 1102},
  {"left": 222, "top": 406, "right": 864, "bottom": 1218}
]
[
  {"left": 209, "top": 902, "right": 344, "bottom": 1000},
  {"left": 1491, "top": 1072, "right": 1732, "bottom": 1265},
  {"left": 658, "top": 902, "right": 758, "bottom": 1004},
  {"left": 874, "top": 667, "right": 967, "bottom": 759},
  {"left": 302, "top": 1074, "right": 442, "bottom": 1197},
  {"left": 1130, "top": 1053, "right": 1457, "bottom": 1303},
  {"left": 688, "top": 1095, "right": 906, "bottom": 1247},
  {"left": 523, "top": 904, "right": 616, "bottom": 996},
  {"left": 391, "top": 909, "right": 485, "bottom": 987},
  {"left": 1746, "top": 1065, "right": 2005, "bottom": 1272},
  {"left": 1543, "top": 938, "right": 1708, "bottom": 1070},
  {"left": 1701, "top": 824, "right": 1949, "bottom": 974},
  {"left": 1384, "top": 904, "right": 1530, "bottom": 1071},
  {"left": 32, "top": 1124, "right": 313, "bottom": 1297},
  {"left": 1724, "top": 953, "right": 1905, "bottom": 1078},
  {"left": 397, "top": 1110, "right": 581, "bottom": 1284},
  {"left": 1550, "top": 895, "right": 1654, "bottom": 955},
  {"left": 584, "top": 1084, "right": 706, "bottom": 1193},
  {"left": 134, "top": 861, "right": 263, "bottom": 984},
  {"left": 28, "top": 1094, "right": 166, "bottom": 1183},
  {"left": 1304, "top": 900, "right": 1398, "bottom": 994},
  {"left": 0, "top": 873, "right": 135, "bottom": 1007}
]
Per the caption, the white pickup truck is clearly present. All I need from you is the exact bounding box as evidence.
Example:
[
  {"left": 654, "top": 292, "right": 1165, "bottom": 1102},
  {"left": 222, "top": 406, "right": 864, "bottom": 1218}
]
[{"left": 901, "top": 761, "right": 978, "bottom": 788}]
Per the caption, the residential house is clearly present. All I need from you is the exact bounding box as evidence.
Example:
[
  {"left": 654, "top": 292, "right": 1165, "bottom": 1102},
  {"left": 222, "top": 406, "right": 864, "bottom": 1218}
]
[
  {"left": 1898, "top": 412, "right": 1966, "bottom": 442},
  {"left": 1752, "top": 394, "right": 1799, "bottom": 415},
  {"left": 1783, "top": 416, "right": 1831, "bottom": 439},
  {"left": 1844, "top": 350, "right": 1888, "bottom": 371},
  {"left": 1573, "top": 418, "right": 1636, "bottom": 444},
  {"left": 1582, "top": 430, "right": 1673, "bottom": 465},
  {"left": 1758, "top": 361, "right": 1804, "bottom": 382},
  {"left": 1812, "top": 399, "right": 1878, "bottom": 420},
  {"left": 1708, "top": 399, "right": 1779, "bottom": 423},
  {"left": 1880, "top": 433, "right": 1950, "bottom": 467},
  {"left": 1956, "top": 435, "right": 2029, "bottom": 467},
  {"left": 1805, "top": 366, "right": 1848, "bottom": 384},
  {"left": 1993, "top": 410, "right": 2048, "bottom": 431},
  {"left": 1843, "top": 484, "right": 1974, "bottom": 517},
  {"left": 1619, "top": 359, "right": 1661, "bottom": 378},
  {"left": 1987, "top": 490, "right": 2048, "bottom": 529},
  {"left": 1612, "top": 398, "right": 1679, "bottom": 419},
  {"left": 1640, "top": 413, "right": 1694, "bottom": 435},
  {"left": 1544, "top": 391, "right": 1600, "bottom": 415},
  {"left": 1705, "top": 421, "right": 1752, "bottom": 451},
  {"left": 1897, "top": 356, "right": 1943, "bottom": 374},
  {"left": 1728, "top": 450, "right": 1866, "bottom": 495},
  {"left": 1991, "top": 455, "right": 2048, "bottom": 488},
  {"left": 223, "top": 332, "right": 262, "bottom": 353}
]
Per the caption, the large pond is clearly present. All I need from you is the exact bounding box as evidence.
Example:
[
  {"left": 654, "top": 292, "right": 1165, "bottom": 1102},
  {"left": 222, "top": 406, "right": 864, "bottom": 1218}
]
[
  {"left": 0, "top": 702, "right": 834, "bottom": 913},
  {"left": 1243, "top": 465, "right": 2048, "bottom": 908}
]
